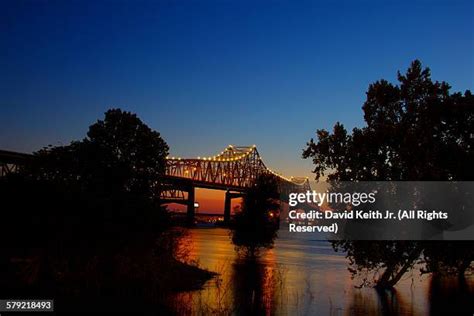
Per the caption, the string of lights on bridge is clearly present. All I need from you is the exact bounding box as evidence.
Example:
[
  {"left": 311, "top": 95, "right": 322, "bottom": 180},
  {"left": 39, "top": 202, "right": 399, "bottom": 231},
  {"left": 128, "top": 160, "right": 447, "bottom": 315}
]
[{"left": 166, "top": 145, "right": 308, "bottom": 184}]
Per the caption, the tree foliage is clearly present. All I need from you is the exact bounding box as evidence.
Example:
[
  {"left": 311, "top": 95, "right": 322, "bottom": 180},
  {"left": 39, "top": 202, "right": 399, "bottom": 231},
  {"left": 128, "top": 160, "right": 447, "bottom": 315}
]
[
  {"left": 1, "top": 109, "right": 170, "bottom": 250},
  {"left": 231, "top": 173, "right": 280, "bottom": 257},
  {"left": 303, "top": 60, "right": 474, "bottom": 288},
  {"left": 31, "top": 108, "right": 169, "bottom": 198}
]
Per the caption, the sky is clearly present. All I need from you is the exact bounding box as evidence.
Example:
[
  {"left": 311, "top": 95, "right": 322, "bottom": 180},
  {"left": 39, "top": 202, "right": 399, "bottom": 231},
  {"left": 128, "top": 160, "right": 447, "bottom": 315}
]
[{"left": 1, "top": 0, "right": 473, "bottom": 191}]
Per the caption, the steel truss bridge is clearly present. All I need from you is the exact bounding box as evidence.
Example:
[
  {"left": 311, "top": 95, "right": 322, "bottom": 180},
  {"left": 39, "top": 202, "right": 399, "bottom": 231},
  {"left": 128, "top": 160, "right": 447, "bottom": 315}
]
[
  {"left": 161, "top": 145, "right": 311, "bottom": 223},
  {"left": 0, "top": 150, "right": 32, "bottom": 177},
  {"left": 0, "top": 146, "right": 311, "bottom": 223}
]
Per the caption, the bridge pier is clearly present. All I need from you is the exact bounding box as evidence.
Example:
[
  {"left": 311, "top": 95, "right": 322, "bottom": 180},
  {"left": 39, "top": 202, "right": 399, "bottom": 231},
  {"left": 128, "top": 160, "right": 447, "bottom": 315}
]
[
  {"left": 186, "top": 186, "right": 195, "bottom": 225},
  {"left": 224, "top": 190, "right": 245, "bottom": 224},
  {"left": 224, "top": 191, "right": 231, "bottom": 223}
]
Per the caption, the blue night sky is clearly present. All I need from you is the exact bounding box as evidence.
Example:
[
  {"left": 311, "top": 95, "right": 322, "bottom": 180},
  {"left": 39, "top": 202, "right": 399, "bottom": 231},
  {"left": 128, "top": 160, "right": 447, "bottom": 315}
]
[{"left": 1, "top": 0, "right": 473, "bottom": 178}]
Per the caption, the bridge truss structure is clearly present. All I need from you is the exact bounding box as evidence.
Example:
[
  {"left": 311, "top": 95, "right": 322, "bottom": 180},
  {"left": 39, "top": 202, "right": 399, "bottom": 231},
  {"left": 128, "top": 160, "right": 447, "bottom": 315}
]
[
  {"left": 0, "top": 146, "right": 312, "bottom": 224},
  {"left": 161, "top": 145, "right": 311, "bottom": 223},
  {"left": 0, "top": 150, "right": 32, "bottom": 177}
]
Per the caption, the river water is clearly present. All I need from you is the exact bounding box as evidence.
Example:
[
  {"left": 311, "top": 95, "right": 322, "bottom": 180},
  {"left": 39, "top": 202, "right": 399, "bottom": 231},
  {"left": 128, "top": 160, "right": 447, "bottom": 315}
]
[{"left": 167, "top": 228, "right": 474, "bottom": 315}]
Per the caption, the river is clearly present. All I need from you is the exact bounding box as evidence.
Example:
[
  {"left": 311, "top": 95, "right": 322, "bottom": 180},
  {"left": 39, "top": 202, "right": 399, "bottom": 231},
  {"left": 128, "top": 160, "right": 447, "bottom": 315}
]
[{"left": 166, "top": 228, "right": 474, "bottom": 315}]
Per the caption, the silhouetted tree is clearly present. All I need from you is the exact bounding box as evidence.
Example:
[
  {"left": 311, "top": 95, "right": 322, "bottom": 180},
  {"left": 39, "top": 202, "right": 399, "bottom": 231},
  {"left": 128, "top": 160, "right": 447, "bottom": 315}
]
[
  {"left": 231, "top": 173, "right": 280, "bottom": 257},
  {"left": 0, "top": 109, "right": 171, "bottom": 294},
  {"left": 17, "top": 108, "right": 172, "bottom": 239},
  {"left": 423, "top": 241, "right": 474, "bottom": 277},
  {"left": 31, "top": 108, "right": 169, "bottom": 198},
  {"left": 303, "top": 60, "right": 474, "bottom": 288}
]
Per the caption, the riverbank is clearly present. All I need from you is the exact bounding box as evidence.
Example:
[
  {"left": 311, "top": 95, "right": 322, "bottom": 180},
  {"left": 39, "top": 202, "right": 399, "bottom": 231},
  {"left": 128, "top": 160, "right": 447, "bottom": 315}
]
[{"left": 0, "top": 230, "right": 216, "bottom": 314}]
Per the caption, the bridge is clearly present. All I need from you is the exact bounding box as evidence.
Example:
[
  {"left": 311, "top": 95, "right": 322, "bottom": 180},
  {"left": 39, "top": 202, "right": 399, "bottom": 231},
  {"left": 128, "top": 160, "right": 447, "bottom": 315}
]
[
  {"left": 160, "top": 145, "right": 311, "bottom": 223},
  {"left": 0, "top": 145, "right": 311, "bottom": 223},
  {"left": 0, "top": 149, "right": 33, "bottom": 177}
]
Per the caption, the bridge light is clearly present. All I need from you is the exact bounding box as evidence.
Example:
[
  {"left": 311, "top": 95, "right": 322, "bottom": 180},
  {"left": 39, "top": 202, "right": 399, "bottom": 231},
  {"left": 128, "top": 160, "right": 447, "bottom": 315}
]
[
  {"left": 171, "top": 157, "right": 175, "bottom": 160},
  {"left": 197, "top": 156, "right": 200, "bottom": 159}
]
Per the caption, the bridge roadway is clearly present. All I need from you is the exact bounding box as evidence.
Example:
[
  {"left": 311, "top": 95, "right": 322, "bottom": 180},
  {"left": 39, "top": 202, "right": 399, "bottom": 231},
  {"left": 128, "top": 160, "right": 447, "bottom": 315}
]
[
  {"left": 0, "top": 149, "right": 33, "bottom": 177},
  {"left": 161, "top": 145, "right": 310, "bottom": 224},
  {"left": 0, "top": 145, "right": 311, "bottom": 224}
]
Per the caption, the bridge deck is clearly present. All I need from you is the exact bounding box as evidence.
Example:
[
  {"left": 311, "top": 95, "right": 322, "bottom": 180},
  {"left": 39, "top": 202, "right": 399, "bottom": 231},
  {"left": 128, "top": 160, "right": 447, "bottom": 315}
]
[{"left": 0, "top": 149, "right": 33, "bottom": 164}]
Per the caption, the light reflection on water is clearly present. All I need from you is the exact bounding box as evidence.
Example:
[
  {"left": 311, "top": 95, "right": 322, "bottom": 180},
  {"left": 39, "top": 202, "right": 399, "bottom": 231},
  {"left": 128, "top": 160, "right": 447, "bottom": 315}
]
[{"left": 167, "top": 228, "right": 474, "bottom": 315}]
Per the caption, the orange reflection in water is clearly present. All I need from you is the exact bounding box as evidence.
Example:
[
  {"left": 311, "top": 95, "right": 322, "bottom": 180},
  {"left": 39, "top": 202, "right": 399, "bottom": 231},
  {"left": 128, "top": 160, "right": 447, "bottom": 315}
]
[
  {"left": 166, "top": 228, "right": 474, "bottom": 315},
  {"left": 169, "top": 228, "right": 280, "bottom": 315}
]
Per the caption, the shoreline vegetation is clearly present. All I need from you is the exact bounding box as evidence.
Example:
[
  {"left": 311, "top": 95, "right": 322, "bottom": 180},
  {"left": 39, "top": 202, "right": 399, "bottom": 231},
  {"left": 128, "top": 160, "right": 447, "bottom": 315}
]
[
  {"left": 1, "top": 227, "right": 217, "bottom": 313},
  {"left": 0, "top": 109, "right": 217, "bottom": 313},
  {"left": 303, "top": 60, "right": 473, "bottom": 289}
]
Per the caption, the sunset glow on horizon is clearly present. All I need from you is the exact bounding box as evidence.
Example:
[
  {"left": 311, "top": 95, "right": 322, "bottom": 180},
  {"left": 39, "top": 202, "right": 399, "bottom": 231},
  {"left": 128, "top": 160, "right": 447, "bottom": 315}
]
[{"left": 167, "top": 188, "right": 242, "bottom": 214}]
